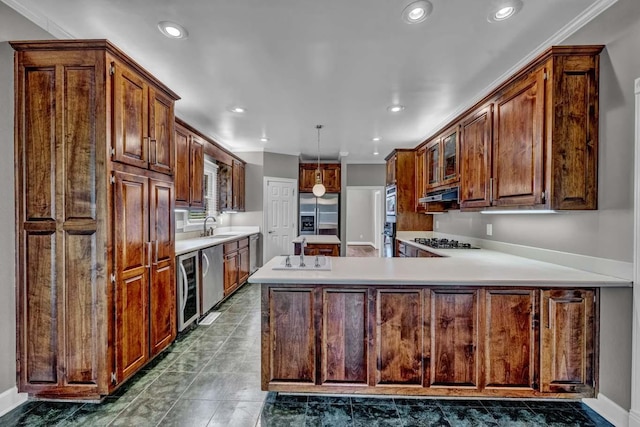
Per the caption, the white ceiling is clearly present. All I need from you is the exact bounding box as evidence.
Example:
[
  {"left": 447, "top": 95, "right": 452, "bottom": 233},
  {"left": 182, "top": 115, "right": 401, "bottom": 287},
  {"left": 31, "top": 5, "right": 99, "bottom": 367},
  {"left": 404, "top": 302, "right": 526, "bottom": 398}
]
[{"left": 2, "top": 0, "right": 616, "bottom": 162}]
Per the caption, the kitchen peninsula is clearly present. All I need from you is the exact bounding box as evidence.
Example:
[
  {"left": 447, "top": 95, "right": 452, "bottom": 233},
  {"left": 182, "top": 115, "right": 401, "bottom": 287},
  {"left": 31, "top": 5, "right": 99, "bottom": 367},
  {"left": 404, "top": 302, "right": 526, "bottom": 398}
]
[
  {"left": 250, "top": 250, "right": 630, "bottom": 399},
  {"left": 292, "top": 235, "right": 341, "bottom": 257}
]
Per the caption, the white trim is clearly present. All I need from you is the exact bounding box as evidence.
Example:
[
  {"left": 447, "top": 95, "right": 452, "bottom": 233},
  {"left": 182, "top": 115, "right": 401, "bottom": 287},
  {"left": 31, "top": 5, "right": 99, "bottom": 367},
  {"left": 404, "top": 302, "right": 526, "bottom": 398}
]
[
  {"left": 632, "top": 76, "right": 640, "bottom": 427},
  {"left": 422, "top": 0, "right": 619, "bottom": 144},
  {"left": 346, "top": 241, "right": 375, "bottom": 247},
  {"left": 583, "top": 394, "right": 629, "bottom": 427},
  {"left": 0, "top": 0, "right": 74, "bottom": 38},
  {"left": 263, "top": 177, "right": 298, "bottom": 261},
  {"left": 0, "top": 386, "right": 27, "bottom": 417}
]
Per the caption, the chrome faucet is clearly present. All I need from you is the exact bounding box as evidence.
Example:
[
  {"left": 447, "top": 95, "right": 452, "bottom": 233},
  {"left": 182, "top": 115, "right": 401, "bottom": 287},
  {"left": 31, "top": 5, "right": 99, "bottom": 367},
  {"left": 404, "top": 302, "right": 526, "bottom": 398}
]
[
  {"left": 299, "top": 237, "right": 307, "bottom": 267},
  {"left": 202, "top": 216, "right": 217, "bottom": 237}
]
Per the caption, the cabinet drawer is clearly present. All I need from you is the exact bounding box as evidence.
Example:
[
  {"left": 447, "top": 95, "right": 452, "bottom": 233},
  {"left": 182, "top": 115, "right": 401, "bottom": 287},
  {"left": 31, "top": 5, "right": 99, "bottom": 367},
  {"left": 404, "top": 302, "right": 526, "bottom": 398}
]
[
  {"left": 224, "top": 241, "right": 239, "bottom": 253},
  {"left": 238, "top": 237, "right": 249, "bottom": 249}
]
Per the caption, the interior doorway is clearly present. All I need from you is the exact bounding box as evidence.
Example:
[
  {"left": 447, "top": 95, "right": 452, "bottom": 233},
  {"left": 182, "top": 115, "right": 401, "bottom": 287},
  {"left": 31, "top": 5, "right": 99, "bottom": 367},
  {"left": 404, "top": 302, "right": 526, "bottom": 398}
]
[
  {"left": 345, "top": 186, "right": 385, "bottom": 256},
  {"left": 262, "top": 177, "right": 297, "bottom": 262}
]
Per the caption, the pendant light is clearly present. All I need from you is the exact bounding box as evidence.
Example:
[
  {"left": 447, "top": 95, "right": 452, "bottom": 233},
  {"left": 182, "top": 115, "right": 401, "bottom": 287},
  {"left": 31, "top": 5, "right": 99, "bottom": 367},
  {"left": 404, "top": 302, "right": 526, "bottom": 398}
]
[{"left": 312, "top": 124, "right": 326, "bottom": 197}]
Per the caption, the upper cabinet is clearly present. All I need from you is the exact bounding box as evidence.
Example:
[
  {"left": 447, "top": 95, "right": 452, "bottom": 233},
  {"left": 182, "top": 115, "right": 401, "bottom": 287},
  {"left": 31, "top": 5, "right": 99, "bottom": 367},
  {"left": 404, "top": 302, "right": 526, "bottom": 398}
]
[
  {"left": 386, "top": 154, "right": 397, "bottom": 185},
  {"left": 174, "top": 120, "right": 204, "bottom": 209},
  {"left": 219, "top": 159, "right": 246, "bottom": 212},
  {"left": 112, "top": 62, "right": 175, "bottom": 175},
  {"left": 299, "top": 163, "right": 341, "bottom": 193},
  {"left": 424, "top": 125, "right": 460, "bottom": 193},
  {"left": 457, "top": 46, "right": 602, "bottom": 211}
]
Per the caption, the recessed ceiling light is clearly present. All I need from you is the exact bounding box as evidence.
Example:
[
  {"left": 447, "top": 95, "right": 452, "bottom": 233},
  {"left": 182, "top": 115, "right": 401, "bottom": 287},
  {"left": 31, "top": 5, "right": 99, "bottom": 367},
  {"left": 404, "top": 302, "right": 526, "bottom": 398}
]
[
  {"left": 487, "top": 0, "right": 523, "bottom": 23},
  {"left": 372, "top": 137, "right": 381, "bottom": 142},
  {"left": 387, "top": 105, "right": 405, "bottom": 113},
  {"left": 260, "top": 137, "right": 270, "bottom": 142},
  {"left": 401, "top": 1, "right": 433, "bottom": 24},
  {"left": 158, "top": 21, "right": 188, "bottom": 39},
  {"left": 228, "top": 106, "right": 246, "bottom": 113},
  {"left": 373, "top": 150, "right": 379, "bottom": 156}
]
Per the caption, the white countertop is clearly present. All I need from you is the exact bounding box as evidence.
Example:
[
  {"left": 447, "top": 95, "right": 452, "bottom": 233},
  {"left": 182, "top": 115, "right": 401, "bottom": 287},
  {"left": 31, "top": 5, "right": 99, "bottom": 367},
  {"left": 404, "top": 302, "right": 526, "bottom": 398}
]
[
  {"left": 291, "top": 235, "right": 341, "bottom": 244},
  {"left": 249, "top": 246, "right": 631, "bottom": 288},
  {"left": 175, "top": 227, "right": 259, "bottom": 255}
]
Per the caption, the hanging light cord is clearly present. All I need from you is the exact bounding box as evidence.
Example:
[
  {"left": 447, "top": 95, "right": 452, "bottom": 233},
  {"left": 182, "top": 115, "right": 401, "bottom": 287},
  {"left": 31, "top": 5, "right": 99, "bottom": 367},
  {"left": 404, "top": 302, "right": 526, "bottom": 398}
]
[{"left": 316, "top": 124, "right": 322, "bottom": 179}]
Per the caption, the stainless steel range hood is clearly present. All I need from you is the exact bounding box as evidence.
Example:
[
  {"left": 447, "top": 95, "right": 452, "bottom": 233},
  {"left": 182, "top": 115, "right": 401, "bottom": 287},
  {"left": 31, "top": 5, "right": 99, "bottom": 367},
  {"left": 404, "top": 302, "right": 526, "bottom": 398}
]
[{"left": 418, "top": 186, "right": 459, "bottom": 204}]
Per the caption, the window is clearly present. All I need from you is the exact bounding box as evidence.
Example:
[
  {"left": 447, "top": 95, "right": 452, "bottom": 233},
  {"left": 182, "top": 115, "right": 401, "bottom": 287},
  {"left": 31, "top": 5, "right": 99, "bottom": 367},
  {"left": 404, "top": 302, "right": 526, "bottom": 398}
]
[{"left": 188, "top": 160, "right": 218, "bottom": 221}]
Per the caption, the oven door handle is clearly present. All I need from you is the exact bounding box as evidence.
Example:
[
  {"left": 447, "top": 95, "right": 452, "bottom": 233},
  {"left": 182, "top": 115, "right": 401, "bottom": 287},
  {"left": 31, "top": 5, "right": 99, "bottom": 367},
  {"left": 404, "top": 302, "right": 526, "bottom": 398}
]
[{"left": 179, "top": 261, "right": 188, "bottom": 313}]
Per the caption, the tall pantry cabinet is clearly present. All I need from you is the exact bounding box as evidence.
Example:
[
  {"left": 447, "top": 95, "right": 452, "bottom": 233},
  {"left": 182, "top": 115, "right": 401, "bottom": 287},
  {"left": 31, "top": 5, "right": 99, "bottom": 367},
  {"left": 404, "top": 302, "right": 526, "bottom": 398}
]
[{"left": 12, "top": 40, "right": 180, "bottom": 399}]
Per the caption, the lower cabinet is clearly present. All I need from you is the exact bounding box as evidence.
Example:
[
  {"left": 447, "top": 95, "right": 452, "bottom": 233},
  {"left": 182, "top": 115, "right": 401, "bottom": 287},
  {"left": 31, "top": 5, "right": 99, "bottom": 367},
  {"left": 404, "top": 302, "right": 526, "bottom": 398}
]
[
  {"left": 261, "top": 285, "right": 596, "bottom": 398},
  {"left": 294, "top": 243, "right": 340, "bottom": 257},
  {"left": 223, "top": 237, "right": 251, "bottom": 296}
]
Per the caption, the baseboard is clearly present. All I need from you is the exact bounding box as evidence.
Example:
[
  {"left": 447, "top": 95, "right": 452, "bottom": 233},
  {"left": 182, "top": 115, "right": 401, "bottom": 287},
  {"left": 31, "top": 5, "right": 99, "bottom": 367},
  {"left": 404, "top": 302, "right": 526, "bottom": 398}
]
[
  {"left": 582, "top": 394, "right": 629, "bottom": 427},
  {"left": 629, "top": 409, "right": 640, "bottom": 427},
  {"left": 0, "top": 386, "right": 27, "bottom": 417},
  {"left": 346, "top": 241, "right": 374, "bottom": 247}
]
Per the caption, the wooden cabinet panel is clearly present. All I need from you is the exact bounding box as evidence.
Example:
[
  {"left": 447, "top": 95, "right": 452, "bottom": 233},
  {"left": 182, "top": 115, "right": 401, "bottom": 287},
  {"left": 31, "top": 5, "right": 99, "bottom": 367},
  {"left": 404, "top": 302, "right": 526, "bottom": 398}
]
[
  {"left": 441, "top": 128, "right": 460, "bottom": 185},
  {"left": 149, "top": 88, "right": 174, "bottom": 175},
  {"left": 174, "top": 124, "right": 190, "bottom": 207},
  {"left": 148, "top": 180, "right": 176, "bottom": 357},
  {"left": 223, "top": 251, "right": 239, "bottom": 296},
  {"left": 113, "top": 172, "right": 150, "bottom": 382},
  {"left": 321, "top": 289, "right": 368, "bottom": 384},
  {"left": 386, "top": 154, "right": 397, "bottom": 185},
  {"left": 299, "top": 163, "right": 340, "bottom": 193},
  {"left": 268, "top": 289, "right": 316, "bottom": 383},
  {"left": 485, "top": 290, "right": 536, "bottom": 389},
  {"left": 322, "top": 164, "right": 341, "bottom": 193},
  {"left": 429, "top": 289, "right": 479, "bottom": 388},
  {"left": 541, "top": 289, "right": 595, "bottom": 393},
  {"left": 232, "top": 160, "right": 245, "bottom": 211},
  {"left": 415, "top": 146, "right": 427, "bottom": 211},
  {"left": 426, "top": 140, "right": 440, "bottom": 190},
  {"left": 299, "top": 166, "right": 317, "bottom": 192},
  {"left": 189, "top": 136, "right": 205, "bottom": 209},
  {"left": 218, "top": 163, "right": 232, "bottom": 211},
  {"left": 238, "top": 245, "right": 250, "bottom": 285},
  {"left": 376, "top": 290, "right": 423, "bottom": 385},
  {"left": 493, "top": 69, "right": 545, "bottom": 207},
  {"left": 460, "top": 105, "right": 492, "bottom": 209},
  {"left": 113, "top": 62, "right": 148, "bottom": 170}
]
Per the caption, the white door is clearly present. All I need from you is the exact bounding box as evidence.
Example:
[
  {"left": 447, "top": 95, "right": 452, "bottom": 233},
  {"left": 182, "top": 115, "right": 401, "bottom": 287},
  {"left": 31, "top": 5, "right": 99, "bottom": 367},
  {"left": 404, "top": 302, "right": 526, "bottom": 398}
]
[{"left": 263, "top": 177, "right": 297, "bottom": 263}]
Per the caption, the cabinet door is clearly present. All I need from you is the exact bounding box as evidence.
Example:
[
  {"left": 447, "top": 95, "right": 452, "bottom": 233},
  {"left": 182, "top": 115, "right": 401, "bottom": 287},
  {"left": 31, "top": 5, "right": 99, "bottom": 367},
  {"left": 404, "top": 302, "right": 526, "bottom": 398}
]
[
  {"left": 218, "top": 163, "right": 232, "bottom": 211},
  {"left": 460, "top": 105, "right": 492, "bottom": 209},
  {"left": 148, "top": 88, "right": 174, "bottom": 175},
  {"left": 149, "top": 179, "right": 176, "bottom": 357},
  {"left": 425, "top": 140, "right": 440, "bottom": 190},
  {"left": 386, "top": 155, "right": 397, "bottom": 185},
  {"left": 266, "top": 288, "right": 316, "bottom": 384},
  {"left": 540, "top": 289, "right": 595, "bottom": 394},
  {"left": 322, "top": 164, "right": 341, "bottom": 193},
  {"left": 493, "top": 68, "right": 545, "bottom": 207},
  {"left": 223, "top": 251, "right": 239, "bottom": 296},
  {"left": 112, "top": 63, "right": 149, "bottom": 169},
  {"left": 428, "top": 289, "right": 479, "bottom": 388},
  {"left": 485, "top": 290, "right": 537, "bottom": 390},
  {"left": 113, "top": 171, "right": 149, "bottom": 383},
  {"left": 174, "top": 124, "right": 190, "bottom": 208},
  {"left": 238, "top": 246, "right": 250, "bottom": 285},
  {"left": 415, "top": 146, "right": 427, "bottom": 211},
  {"left": 376, "top": 289, "right": 423, "bottom": 386},
  {"left": 189, "top": 136, "right": 205, "bottom": 209},
  {"left": 441, "top": 126, "right": 460, "bottom": 186},
  {"left": 232, "top": 160, "right": 245, "bottom": 211},
  {"left": 299, "top": 165, "right": 317, "bottom": 192},
  {"left": 321, "top": 289, "right": 369, "bottom": 385}
]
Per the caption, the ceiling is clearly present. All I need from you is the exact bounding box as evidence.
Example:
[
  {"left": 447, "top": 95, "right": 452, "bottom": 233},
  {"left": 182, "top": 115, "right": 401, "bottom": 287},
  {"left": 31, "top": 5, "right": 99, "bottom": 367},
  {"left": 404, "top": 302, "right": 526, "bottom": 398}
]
[{"left": 2, "top": 0, "right": 616, "bottom": 162}]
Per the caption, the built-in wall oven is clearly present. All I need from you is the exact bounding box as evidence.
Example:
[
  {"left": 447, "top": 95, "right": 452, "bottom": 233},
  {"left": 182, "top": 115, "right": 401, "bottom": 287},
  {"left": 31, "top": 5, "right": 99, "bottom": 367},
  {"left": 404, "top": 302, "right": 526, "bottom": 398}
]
[
  {"left": 177, "top": 251, "right": 200, "bottom": 331},
  {"left": 385, "top": 185, "right": 397, "bottom": 223},
  {"left": 383, "top": 221, "right": 396, "bottom": 258}
]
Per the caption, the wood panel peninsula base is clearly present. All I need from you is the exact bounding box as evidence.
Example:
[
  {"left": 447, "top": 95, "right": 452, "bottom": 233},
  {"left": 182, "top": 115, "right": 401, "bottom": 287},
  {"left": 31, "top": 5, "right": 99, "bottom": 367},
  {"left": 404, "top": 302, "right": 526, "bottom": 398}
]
[{"left": 251, "top": 255, "right": 630, "bottom": 399}]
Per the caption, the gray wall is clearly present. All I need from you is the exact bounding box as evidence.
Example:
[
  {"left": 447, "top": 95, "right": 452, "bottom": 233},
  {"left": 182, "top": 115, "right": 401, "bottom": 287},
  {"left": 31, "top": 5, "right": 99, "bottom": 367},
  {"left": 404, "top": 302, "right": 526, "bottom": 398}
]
[
  {"left": 263, "top": 152, "right": 299, "bottom": 180},
  {"left": 229, "top": 151, "right": 264, "bottom": 230},
  {"left": 346, "top": 189, "right": 376, "bottom": 243},
  {"left": 346, "top": 164, "right": 386, "bottom": 187},
  {"left": 434, "top": 0, "right": 640, "bottom": 409},
  {"left": 0, "top": 4, "right": 53, "bottom": 396}
]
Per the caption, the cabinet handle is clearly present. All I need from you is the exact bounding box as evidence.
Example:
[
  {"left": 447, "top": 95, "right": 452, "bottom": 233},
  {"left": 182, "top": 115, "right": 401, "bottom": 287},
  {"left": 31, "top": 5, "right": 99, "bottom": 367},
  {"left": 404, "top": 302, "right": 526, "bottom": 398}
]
[
  {"left": 547, "top": 298, "right": 553, "bottom": 329},
  {"left": 154, "top": 240, "right": 159, "bottom": 265},
  {"left": 145, "top": 241, "right": 152, "bottom": 268},
  {"left": 151, "top": 139, "right": 157, "bottom": 165},
  {"left": 202, "top": 252, "right": 210, "bottom": 277},
  {"left": 179, "top": 262, "right": 188, "bottom": 312},
  {"left": 489, "top": 178, "right": 494, "bottom": 203}
]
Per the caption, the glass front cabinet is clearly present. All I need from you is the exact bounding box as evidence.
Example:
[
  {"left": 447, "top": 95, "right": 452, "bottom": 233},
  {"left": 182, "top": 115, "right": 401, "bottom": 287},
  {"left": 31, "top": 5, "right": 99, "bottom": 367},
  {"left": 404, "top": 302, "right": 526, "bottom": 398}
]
[{"left": 425, "top": 125, "right": 460, "bottom": 191}]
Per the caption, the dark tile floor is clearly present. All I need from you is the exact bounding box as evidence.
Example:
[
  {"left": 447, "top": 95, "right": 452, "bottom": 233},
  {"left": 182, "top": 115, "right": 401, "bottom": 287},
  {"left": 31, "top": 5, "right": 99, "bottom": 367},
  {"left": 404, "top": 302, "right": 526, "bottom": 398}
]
[{"left": 0, "top": 283, "right": 613, "bottom": 427}]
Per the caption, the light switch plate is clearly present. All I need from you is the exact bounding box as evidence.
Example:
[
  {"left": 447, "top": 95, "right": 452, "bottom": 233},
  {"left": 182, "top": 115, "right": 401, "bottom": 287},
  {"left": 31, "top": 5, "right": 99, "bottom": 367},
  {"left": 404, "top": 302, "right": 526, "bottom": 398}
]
[{"left": 486, "top": 223, "right": 493, "bottom": 236}]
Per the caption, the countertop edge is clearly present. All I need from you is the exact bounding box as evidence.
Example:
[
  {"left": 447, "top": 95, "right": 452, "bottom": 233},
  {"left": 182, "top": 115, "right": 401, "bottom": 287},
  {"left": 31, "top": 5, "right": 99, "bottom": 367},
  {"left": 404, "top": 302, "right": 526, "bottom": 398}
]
[{"left": 175, "top": 231, "right": 258, "bottom": 255}]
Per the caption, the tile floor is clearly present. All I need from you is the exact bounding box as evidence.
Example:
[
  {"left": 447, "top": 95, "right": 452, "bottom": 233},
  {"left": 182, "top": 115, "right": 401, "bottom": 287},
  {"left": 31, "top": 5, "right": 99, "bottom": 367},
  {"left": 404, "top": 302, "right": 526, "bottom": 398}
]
[{"left": 0, "top": 283, "right": 613, "bottom": 426}]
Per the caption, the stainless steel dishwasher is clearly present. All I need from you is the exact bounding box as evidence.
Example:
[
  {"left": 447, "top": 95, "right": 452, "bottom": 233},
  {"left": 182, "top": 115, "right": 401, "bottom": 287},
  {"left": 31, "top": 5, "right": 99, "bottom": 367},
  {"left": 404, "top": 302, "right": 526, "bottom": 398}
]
[
  {"left": 249, "top": 234, "right": 260, "bottom": 273},
  {"left": 201, "top": 244, "right": 224, "bottom": 314}
]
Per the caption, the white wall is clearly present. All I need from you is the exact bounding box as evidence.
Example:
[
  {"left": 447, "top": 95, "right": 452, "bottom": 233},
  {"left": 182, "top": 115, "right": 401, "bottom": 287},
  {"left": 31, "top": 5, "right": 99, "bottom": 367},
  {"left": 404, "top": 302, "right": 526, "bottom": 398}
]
[
  {"left": 0, "top": 2, "right": 54, "bottom": 398},
  {"left": 346, "top": 188, "right": 376, "bottom": 244}
]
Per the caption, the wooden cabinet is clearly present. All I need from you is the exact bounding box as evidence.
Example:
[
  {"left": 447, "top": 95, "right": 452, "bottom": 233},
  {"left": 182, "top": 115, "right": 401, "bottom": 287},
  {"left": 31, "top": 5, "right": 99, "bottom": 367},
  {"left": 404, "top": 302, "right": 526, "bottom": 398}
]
[
  {"left": 219, "top": 160, "right": 246, "bottom": 212},
  {"left": 174, "top": 120, "right": 204, "bottom": 209},
  {"left": 13, "top": 40, "right": 179, "bottom": 400},
  {"left": 386, "top": 154, "right": 397, "bottom": 185},
  {"left": 540, "top": 289, "right": 595, "bottom": 394},
  {"left": 459, "top": 46, "right": 602, "bottom": 211},
  {"left": 415, "top": 146, "right": 427, "bottom": 211},
  {"left": 385, "top": 150, "right": 432, "bottom": 232},
  {"left": 425, "top": 126, "right": 460, "bottom": 192},
  {"left": 299, "top": 163, "right": 341, "bottom": 193},
  {"left": 112, "top": 62, "right": 175, "bottom": 175},
  {"left": 223, "top": 237, "right": 250, "bottom": 296},
  {"left": 261, "top": 284, "right": 597, "bottom": 399},
  {"left": 294, "top": 243, "right": 340, "bottom": 257}
]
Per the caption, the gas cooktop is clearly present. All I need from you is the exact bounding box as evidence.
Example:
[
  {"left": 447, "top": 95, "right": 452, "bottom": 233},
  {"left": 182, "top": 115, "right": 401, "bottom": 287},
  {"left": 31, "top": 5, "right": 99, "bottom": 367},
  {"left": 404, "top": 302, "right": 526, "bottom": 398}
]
[{"left": 413, "top": 238, "right": 480, "bottom": 249}]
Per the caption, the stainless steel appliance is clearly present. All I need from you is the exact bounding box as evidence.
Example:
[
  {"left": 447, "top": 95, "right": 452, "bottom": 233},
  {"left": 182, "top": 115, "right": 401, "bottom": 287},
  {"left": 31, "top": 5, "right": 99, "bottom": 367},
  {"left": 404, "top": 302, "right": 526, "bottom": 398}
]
[
  {"left": 414, "top": 237, "right": 480, "bottom": 249},
  {"left": 200, "top": 245, "right": 224, "bottom": 315},
  {"left": 177, "top": 251, "right": 200, "bottom": 331},
  {"left": 249, "top": 234, "right": 260, "bottom": 273},
  {"left": 299, "top": 193, "right": 340, "bottom": 236},
  {"left": 385, "top": 185, "right": 396, "bottom": 223},
  {"left": 383, "top": 221, "right": 396, "bottom": 257}
]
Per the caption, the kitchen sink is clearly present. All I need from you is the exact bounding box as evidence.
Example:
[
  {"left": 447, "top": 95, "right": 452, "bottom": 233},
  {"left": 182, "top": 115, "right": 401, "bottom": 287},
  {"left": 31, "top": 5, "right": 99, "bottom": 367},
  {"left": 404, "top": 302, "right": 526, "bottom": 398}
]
[{"left": 272, "top": 255, "right": 331, "bottom": 271}]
